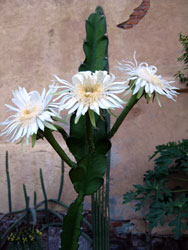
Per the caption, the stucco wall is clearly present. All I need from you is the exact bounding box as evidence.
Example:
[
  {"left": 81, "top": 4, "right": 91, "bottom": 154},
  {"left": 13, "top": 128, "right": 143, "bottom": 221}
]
[{"left": 0, "top": 0, "right": 187, "bottom": 233}]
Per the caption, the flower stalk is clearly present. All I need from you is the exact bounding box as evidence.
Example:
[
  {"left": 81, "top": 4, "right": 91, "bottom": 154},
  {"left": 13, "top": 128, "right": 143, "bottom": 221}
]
[
  {"left": 86, "top": 112, "right": 95, "bottom": 152},
  {"left": 108, "top": 94, "right": 140, "bottom": 139},
  {"left": 44, "top": 128, "right": 76, "bottom": 168},
  {"left": 53, "top": 123, "right": 68, "bottom": 141}
]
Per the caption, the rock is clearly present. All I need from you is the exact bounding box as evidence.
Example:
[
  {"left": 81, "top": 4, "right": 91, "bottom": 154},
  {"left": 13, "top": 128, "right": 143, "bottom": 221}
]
[
  {"left": 48, "top": 226, "right": 61, "bottom": 250},
  {"left": 78, "top": 235, "right": 92, "bottom": 250},
  {"left": 115, "top": 222, "right": 135, "bottom": 235}
]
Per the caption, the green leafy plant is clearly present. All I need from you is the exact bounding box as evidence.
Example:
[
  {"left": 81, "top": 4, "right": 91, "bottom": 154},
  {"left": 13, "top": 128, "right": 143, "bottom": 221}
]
[
  {"left": 175, "top": 33, "right": 188, "bottom": 86},
  {"left": 123, "top": 139, "right": 188, "bottom": 239}
]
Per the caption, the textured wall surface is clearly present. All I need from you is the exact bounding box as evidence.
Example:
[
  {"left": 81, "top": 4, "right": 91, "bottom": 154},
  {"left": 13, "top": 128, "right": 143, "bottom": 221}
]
[{"left": 0, "top": 0, "right": 187, "bottom": 233}]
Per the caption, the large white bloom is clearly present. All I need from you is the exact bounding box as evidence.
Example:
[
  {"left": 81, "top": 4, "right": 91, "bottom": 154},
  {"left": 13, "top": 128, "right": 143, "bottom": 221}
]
[
  {"left": 52, "top": 71, "right": 127, "bottom": 123},
  {"left": 118, "top": 52, "right": 178, "bottom": 102},
  {"left": 0, "top": 87, "right": 57, "bottom": 143}
]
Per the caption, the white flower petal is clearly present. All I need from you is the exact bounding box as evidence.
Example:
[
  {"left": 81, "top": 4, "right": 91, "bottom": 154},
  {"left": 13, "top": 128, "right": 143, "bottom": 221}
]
[
  {"left": 67, "top": 102, "right": 80, "bottom": 114},
  {"left": 13, "top": 127, "right": 23, "bottom": 142},
  {"left": 133, "top": 80, "right": 141, "bottom": 95},
  {"left": 5, "top": 104, "right": 19, "bottom": 112},
  {"left": 64, "top": 98, "right": 78, "bottom": 110},
  {"left": 76, "top": 103, "right": 84, "bottom": 119},
  {"left": 106, "top": 96, "right": 122, "bottom": 107},
  {"left": 0, "top": 86, "right": 57, "bottom": 143},
  {"left": 118, "top": 52, "right": 178, "bottom": 102},
  {"left": 53, "top": 71, "right": 126, "bottom": 123},
  {"left": 91, "top": 102, "right": 100, "bottom": 115},
  {"left": 81, "top": 105, "right": 88, "bottom": 115},
  {"left": 108, "top": 93, "right": 125, "bottom": 104},
  {"left": 37, "top": 118, "right": 44, "bottom": 131}
]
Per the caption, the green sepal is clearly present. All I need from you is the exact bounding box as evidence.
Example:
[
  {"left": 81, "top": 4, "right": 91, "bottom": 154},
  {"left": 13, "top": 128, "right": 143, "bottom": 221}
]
[
  {"left": 52, "top": 116, "right": 66, "bottom": 124},
  {"left": 44, "top": 121, "right": 57, "bottom": 131},
  {"left": 155, "top": 92, "right": 162, "bottom": 108},
  {"left": 88, "top": 109, "right": 96, "bottom": 127},
  {"left": 32, "top": 134, "right": 37, "bottom": 148},
  {"left": 16, "top": 138, "right": 24, "bottom": 145},
  {"left": 129, "top": 79, "right": 136, "bottom": 89},
  {"left": 107, "top": 109, "right": 117, "bottom": 117},
  {"left": 61, "top": 194, "right": 84, "bottom": 250},
  {"left": 137, "top": 86, "right": 144, "bottom": 99},
  {"left": 69, "top": 153, "right": 107, "bottom": 195},
  {"left": 145, "top": 93, "right": 151, "bottom": 104}
]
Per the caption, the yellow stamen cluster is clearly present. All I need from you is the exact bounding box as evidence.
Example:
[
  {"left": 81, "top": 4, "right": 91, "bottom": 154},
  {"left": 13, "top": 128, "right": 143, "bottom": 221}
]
[
  {"left": 19, "top": 106, "right": 39, "bottom": 124},
  {"left": 76, "top": 82, "right": 104, "bottom": 105}
]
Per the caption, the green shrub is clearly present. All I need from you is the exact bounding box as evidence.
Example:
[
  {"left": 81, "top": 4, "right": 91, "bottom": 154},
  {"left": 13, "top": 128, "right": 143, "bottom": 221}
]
[
  {"left": 175, "top": 33, "right": 188, "bottom": 86},
  {"left": 123, "top": 139, "right": 188, "bottom": 239}
]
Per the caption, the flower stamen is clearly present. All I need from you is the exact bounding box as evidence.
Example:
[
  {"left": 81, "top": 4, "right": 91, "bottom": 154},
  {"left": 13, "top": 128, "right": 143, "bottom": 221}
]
[
  {"left": 77, "top": 82, "right": 104, "bottom": 106},
  {"left": 52, "top": 71, "right": 126, "bottom": 123},
  {"left": 19, "top": 106, "right": 39, "bottom": 124}
]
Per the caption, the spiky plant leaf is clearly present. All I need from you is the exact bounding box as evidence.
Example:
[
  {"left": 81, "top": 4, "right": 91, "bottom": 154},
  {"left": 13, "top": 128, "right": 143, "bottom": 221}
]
[
  {"left": 61, "top": 195, "right": 84, "bottom": 250},
  {"left": 79, "top": 6, "right": 109, "bottom": 72}
]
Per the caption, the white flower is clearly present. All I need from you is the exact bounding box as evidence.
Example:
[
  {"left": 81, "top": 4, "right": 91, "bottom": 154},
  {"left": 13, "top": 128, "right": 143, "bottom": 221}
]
[
  {"left": 0, "top": 87, "right": 57, "bottom": 143},
  {"left": 118, "top": 52, "right": 178, "bottom": 103},
  {"left": 52, "top": 71, "right": 127, "bottom": 123}
]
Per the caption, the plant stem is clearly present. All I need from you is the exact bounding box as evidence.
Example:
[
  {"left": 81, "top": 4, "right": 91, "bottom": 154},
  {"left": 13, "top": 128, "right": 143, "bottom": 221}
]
[
  {"left": 57, "top": 160, "right": 64, "bottom": 201},
  {"left": 5, "top": 151, "right": 12, "bottom": 213},
  {"left": 40, "top": 169, "right": 49, "bottom": 223},
  {"left": 108, "top": 94, "right": 140, "bottom": 138},
  {"left": 44, "top": 128, "right": 76, "bottom": 168},
  {"left": 54, "top": 124, "right": 68, "bottom": 141},
  {"left": 86, "top": 112, "right": 95, "bottom": 152},
  {"left": 23, "top": 184, "right": 30, "bottom": 224}
]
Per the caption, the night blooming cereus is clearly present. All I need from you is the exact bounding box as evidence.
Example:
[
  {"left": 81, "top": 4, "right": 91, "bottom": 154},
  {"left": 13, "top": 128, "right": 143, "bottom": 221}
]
[
  {"left": 52, "top": 71, "right": 127, "bottom": 124},
  {"left": 118, "top": 52, "right": 179, "bottom": 106},
  {"left": 0, "top": 87, "right": 58, "bottom": 144}
]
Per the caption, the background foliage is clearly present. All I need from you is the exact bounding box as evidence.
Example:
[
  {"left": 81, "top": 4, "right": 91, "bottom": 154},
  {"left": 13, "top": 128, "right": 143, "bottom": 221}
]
[
  {"left": 123, "top": 139, "right": 188, "bottom": 239},
  {"left": 175, "top": 33, "right": 188, "bottom": 86}
]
